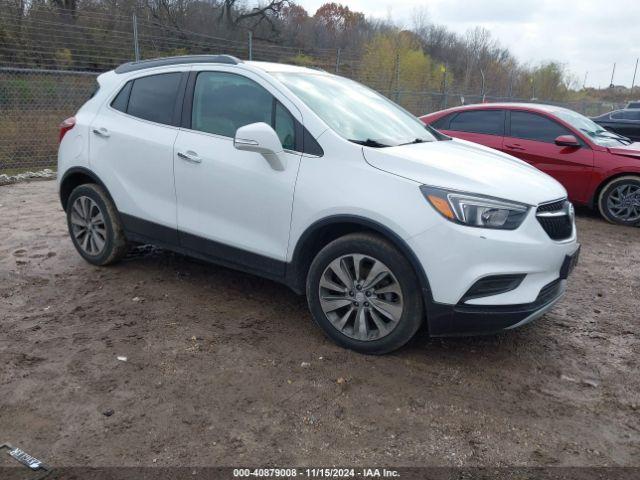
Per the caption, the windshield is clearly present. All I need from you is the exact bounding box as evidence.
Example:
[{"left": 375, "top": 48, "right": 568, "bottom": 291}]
[
  {"left": 554, "top": 109, "right": 632, "bottom": 146},
  {"left": 274, "top": 72, "right": 436, "bottom": 147}
]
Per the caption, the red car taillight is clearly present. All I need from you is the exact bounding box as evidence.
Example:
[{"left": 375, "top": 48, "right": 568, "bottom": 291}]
[{"left": 58, "top": 116, "right": 76, "bottom": 143}]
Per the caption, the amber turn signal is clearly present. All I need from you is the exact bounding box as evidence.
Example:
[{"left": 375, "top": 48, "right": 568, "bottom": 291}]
[{"left": 427, "top": 194, "right": 455, "bottom": 219}]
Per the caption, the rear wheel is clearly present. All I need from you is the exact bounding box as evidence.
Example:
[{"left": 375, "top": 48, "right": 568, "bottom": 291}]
[
  {"left": 598, "top": 176, "right": 640, "bottom": 226},
  {"left": 306, "top": 233, "right": 424, "bottom": 354},
  {"left": 66, "top": 183, "right": 128, "bottom": 265}
]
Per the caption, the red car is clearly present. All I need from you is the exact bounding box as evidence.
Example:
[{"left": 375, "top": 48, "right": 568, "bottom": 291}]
[{"left": 420, "top": 103, "right": 640, "bottom": 226}]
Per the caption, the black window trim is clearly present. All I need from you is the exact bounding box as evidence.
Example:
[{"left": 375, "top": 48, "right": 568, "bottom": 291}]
[
  {"left": 109, "top": 80, "right": 132, "bottom": 112},
  {"left": 447, "top": 109, "right": 506, "bottom": 137},
  {"left": 506, "top": 109, "right": 586, "bottom": 147},
  {"left": 107, "top": 71, "right": 188, "bottom": 128},
  {"left": 432, "top": 112, "right": 454, "bottom": 130},
  {"left": 182, "top": 69, "right": 323, "bottom": 157}
]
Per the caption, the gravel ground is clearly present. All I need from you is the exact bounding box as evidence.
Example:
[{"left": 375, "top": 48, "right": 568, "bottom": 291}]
[
  {"left": 0, "top": 169, "right": 55, "bottom": 186},
  {"left": 0, "top": 180, "right": 639, "bottom": 468}
]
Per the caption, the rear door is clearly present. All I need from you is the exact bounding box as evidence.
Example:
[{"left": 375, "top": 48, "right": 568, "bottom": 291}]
[
  {"left": 437, "top": 109, "right": 505, "bottom": 150},
  {"left": 504, "top": 110, "right": 594, "bottom": 202},
  {"left": 90, "top": 70, "right": 187, "bottom": 240}
]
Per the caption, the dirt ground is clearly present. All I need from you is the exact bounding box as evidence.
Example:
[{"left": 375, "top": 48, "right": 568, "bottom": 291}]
[{"left": 0, "top": 180, "right": 639, "bottom": 468}]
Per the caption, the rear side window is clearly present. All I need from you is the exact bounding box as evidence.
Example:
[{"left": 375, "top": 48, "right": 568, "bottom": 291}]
[
  {"left": 431, "top": 114, "right": 454, "bottom": 130},
  {"left": 114, "top": 73, "right": 182, "bottom": 125},
  {"left": 111, "top": 81, "right": 132, "bottom": 112},
  {"left": 510, "top": 111, "right": 570, "bottom": 143},
  {"left": 449, "top": 110, "right": 504, "bottom": 135},
  {"left": 612, "top": 110, "right": 640, "bottom": 120}
]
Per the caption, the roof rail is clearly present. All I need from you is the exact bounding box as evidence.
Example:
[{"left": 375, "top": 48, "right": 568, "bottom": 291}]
[{"left": 114, "top": 55, "right": 242, "bottom": 74}]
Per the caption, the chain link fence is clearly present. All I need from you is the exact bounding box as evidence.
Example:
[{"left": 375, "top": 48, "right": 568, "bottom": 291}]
[
  {"left": 0, "top": 9, "right": 625, "bottom": 172},
  {"left": 1, "top": 68, "right": 98, "bottom": 171},
  {"left": 0, "top": 66, "right": 620, "bottom": 172}
]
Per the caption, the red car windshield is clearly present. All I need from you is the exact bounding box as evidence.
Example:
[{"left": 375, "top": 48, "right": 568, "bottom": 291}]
[{"left": 554, "top": 109, "right": 633, "bottom": 147}]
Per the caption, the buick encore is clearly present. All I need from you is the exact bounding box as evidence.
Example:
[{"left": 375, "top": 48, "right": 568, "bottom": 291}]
[{"left": 57, "top": 55, "right": 580, "bottom": 354}]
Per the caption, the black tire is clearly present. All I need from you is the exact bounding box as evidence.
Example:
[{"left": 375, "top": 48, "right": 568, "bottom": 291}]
[
  {"left": 306, "top": 232, "right": 424, "bottom": 355},
  {"left": 66, "top": 183, "right": 128, "bottom": 265},
  {"left": 598, "top": 175, "right": 640, "bottom": 226}
]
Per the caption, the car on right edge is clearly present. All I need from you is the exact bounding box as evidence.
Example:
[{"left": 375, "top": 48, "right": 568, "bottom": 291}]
[
  {"left": 591, "top": 108, "right": 640, "bottom": 142},
  {"left": 421, "top": 103, "right": 640, "bottom": 226}
]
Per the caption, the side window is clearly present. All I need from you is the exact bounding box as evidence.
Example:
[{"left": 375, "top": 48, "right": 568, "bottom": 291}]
[
  {"left": 111, "top": 81, "right": 132, "bottom": 112},
  {"left": 126, "top": 73, "right": 182, "bottom": 125},
  {"left": 615, "top": 110, "right": 640, "bottom": 120},
  {"left": 449, "top": 110, "right": 504, "bottom": 135},
  {"left": 274, "top": 101, "right": 296, "bottom": 150},
  {"left": 510, "top": 111, "right": 570, "bottom": 143},
  {"left": 191, "top": 72, "right": 272, "bottom": 138},
  {"left": 303, "top": 129, "right": 324, "bottom": 156},
  {"left": 189, "top": 71, "right": 323, "bottom": 155},
  {"left": 432, "top": 113, "right": 453, "bottom": 130}
]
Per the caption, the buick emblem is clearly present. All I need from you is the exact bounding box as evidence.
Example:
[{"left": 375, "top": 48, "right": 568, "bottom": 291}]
[{"left": 566, "top": 202, "right": 575, "bottom": 223}]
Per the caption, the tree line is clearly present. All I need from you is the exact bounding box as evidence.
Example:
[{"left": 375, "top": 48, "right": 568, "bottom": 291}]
[{"left": 0, "top": 0, "right": 622, "bottom": 103}]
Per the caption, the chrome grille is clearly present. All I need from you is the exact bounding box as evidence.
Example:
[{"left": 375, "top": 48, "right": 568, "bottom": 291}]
[{"left": 536, "top": 199, "right": 574, "bottom": 241}]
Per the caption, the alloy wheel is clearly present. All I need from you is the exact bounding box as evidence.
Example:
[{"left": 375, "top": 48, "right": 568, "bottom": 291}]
[
  {"left": 318, "top": 254, "right": 404, "bottom": 341},
  {"left": 70, "top": 196, "right": 107, "bottom": 256},
  {"left": 607, "top": 183, "right": 640, "bottom": 222}
]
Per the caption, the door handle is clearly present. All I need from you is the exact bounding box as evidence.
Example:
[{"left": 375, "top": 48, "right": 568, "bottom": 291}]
[
  {"left": 177, "top": 151, "right": 202, "bottom": 164},
  {"left": 504, "top": 144, "right": 525, "bottom": 151},
  {"left": 92, "top": 127, "right": 110, "bottom": 138}
]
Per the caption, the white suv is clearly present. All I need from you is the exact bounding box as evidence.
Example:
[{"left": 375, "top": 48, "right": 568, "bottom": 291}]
[{"left": 57, "top": 55, "right": 580, "bottom": 354}]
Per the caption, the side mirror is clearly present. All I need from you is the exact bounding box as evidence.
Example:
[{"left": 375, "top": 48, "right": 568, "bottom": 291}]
[
  {"left": 234, "top": 122, "right": 286, "bottom": 171},
  {"left": 555, "top": 135, "right": 580, "bottom": 147}
]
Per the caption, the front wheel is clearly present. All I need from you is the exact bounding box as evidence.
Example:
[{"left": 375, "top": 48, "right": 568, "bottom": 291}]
[
  {"left": 306, "top": 233, "right": 424, "bottom": 355},
  {"left": 598, "top": 176, "right": 640, "bottom": 226}
]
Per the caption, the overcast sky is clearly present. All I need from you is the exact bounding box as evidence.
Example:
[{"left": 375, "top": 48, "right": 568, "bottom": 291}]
[{"left": 297, "top": 0, "right": 640, "bottom": 89}]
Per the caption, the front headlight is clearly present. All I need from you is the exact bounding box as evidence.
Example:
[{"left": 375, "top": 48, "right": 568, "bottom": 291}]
[{"left": 420, "top": 185, "right": 530, "bottom": 230}]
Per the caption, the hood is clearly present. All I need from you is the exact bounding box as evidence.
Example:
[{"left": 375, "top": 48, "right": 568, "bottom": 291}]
[
  {"left": 363, "top": 138, "right": 567, "bottom": 206},
  {"left": 607, "top": 142, "right": 640, "bottom": 159}
]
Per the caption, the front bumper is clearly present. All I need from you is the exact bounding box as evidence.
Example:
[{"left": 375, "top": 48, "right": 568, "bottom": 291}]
[
  {"left": 427, "top": 277, "right": 568, "bottom": 336},
  {"left": 407, "top": 208, "right": 579, "bottom": 336}
]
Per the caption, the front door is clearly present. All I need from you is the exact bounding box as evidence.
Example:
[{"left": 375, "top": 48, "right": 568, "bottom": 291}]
[
  {"left": 504, "top": 110, "right": 594, "bottom": 203},
  {"left": 173, "top": 68, "right": 302, "bottom": 277}
]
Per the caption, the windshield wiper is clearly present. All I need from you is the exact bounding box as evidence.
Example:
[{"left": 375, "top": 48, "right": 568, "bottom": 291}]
[
  {"left": 596, "top": 132, "right": 632, "bottom": 145},
  {"left": 348, "top": 138, "right": 391, "bottom": 148},
  {"left": 398, "top": 138, "right": 431, "bottom": 146},
  {"left": 582, "top": 128, "right": 632, "bottom": 145}
]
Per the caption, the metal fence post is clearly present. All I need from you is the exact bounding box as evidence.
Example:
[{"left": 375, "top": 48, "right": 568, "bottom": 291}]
[
  {"left": 480, "top": 68, "right": 486, "bottom": 102},
  {"left": 248, "top": 31, "right": 253, "bottom": 61},
  {"left": 394, "top": 53, "right": 400, "bottom": 103},
  {"left": 508, "top": 72, "right": 514, "bottom": 99},
  {"left": 609, "top": 63, "right": 616, "bottom": 88},
  {"left": 441, "top": 64, "right": 448, "bottom": 109},
  {"left": 531, "top": 76, "right": 536, "bottom": 100},
  {"left": 132, "top": 13, "right": 140, "bottom": 62},
  {"left": 632, "top": 58, "right": 638, "bottom": 90},
  {"left": 335, "top": 48, "right": 340, "bottom": 74}
]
